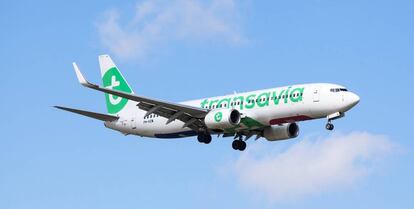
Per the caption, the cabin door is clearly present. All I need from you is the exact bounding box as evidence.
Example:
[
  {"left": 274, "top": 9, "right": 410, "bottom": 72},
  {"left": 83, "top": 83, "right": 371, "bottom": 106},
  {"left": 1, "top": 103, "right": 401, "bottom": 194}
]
[{"left": 313, "top": 88, "right": 320, "bottom": 102}]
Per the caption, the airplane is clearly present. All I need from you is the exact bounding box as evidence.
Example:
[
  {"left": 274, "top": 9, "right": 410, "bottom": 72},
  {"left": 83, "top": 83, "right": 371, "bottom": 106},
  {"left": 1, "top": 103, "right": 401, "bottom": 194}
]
[{"left": 55, "top": 54, "right": 360, "bottom": 151}]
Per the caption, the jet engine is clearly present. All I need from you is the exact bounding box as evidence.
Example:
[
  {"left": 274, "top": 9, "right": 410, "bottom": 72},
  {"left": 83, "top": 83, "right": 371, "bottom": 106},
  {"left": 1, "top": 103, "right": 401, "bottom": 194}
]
[
  {"left": 204, "top": 109, "right": 241, "bottom": 130},
  {"left": 263, "top": 123, "right": 299, "bottom": 141}
]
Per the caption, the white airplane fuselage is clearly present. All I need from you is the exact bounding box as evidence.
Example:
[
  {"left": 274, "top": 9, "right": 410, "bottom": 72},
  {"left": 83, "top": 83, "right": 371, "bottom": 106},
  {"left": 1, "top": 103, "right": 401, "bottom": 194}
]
[
  {"left": 104, "top": 83, "right": 360, "bottom": 138},
  {"left": 56, "top": 55, "right": 360, "bottom": 151}
]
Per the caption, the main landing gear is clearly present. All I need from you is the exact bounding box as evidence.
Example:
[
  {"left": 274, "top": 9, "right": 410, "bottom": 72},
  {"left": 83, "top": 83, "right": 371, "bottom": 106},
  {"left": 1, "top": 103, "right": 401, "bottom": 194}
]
[
  {"left": 197, "top": 132, "right": 247, "bottom": 151},
  {"left": 197, "top": 133, "right": 212, "bottom": 144},
  {"left": 232, "top": 135, "right": 246, "bottom": 151}
]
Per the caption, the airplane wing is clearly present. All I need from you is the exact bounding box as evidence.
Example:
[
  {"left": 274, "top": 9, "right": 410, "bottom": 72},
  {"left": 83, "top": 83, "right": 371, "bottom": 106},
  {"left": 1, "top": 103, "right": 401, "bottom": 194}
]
[
  {"left": 54, "top": 106, "right": 119, "bottom": 121},
  {"left": 73, "top": 63, "right": 208, "bottom": 131}
]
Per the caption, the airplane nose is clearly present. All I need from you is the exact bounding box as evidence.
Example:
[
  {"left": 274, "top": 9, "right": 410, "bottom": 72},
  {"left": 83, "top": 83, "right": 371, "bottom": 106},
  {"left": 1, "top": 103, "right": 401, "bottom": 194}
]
[
  {"left": 350, "top": 93, "right": 360, "bottom": 106},
  {"left": 345, "top": 92, "right": 360, "bottom": 110}
]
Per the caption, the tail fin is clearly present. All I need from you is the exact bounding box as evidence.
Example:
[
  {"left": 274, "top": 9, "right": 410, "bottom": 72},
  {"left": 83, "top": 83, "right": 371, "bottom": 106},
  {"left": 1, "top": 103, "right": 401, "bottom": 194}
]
[{"left": 99, "top": 55, "right": 134, "bottom": 115}]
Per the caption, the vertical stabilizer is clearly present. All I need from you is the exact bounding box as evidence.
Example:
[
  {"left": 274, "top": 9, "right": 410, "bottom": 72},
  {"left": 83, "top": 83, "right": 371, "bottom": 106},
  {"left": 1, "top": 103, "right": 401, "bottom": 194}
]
[{"left": 99, "top": 55, "right": 134, "bottom": 115}]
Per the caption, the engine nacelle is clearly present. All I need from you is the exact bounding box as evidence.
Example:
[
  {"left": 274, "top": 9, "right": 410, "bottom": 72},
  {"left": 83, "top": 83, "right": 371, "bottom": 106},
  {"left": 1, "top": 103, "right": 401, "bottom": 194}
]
[
  {"left": 204, "top": 109, "right": 241, "bottom": 130},
  {"left": 263, "top": 123, "right": 299, "bottom": 141}
]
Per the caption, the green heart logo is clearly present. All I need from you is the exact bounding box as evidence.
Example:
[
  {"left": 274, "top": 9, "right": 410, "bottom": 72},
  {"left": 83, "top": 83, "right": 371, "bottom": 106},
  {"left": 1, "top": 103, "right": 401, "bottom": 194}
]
[{"left": 102, "top": 67, "right": 132, "bottom": 114}]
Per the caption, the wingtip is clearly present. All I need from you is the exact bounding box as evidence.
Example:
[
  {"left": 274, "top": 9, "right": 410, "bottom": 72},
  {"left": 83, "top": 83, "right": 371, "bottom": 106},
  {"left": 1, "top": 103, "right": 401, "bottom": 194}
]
[
  {"left": 54, "top": 106, "right": 66, "bottom": 111},
  {"left": 72, "top": 62, "right": 89, "bottom": 86}
]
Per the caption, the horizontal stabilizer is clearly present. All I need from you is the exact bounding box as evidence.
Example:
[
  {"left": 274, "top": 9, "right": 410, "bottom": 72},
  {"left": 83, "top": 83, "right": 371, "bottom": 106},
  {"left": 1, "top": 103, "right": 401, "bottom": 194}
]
[{"left": 54, "top": 106, "right": 119, "bottom": 121}]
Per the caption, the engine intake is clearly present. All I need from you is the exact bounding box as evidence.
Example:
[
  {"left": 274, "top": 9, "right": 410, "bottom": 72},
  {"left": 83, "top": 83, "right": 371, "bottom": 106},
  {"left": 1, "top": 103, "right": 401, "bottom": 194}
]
[
  {"left": 263, "top": 123, "right": 299, "bottom": 141},
  {"left": 204, "top": 109, "right": 241, "bottom": 130}
]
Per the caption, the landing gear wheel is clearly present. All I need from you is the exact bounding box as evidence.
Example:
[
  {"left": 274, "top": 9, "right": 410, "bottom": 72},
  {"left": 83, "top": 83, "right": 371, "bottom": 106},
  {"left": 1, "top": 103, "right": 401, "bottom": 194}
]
[
  {"left": 232, "top": 140, "right": 239, "bottom": 150},
  {"left": 204, "top": 134, "right": 212, "bottom": 144},
  {"left": 326, "top": 123, "right": 334, "bottom": 131},
  {"left": 239, "top": 140, "right": 246, "bottom": 151},
  {"left": 197, "top": 134, "right": 204, "bottom": 143}
]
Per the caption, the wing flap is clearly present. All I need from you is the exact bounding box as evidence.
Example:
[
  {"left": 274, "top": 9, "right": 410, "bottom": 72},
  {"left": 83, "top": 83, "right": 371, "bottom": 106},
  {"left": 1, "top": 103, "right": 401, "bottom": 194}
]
[{"left": 138, "top": 102, "right": 202, "bottom": 130}]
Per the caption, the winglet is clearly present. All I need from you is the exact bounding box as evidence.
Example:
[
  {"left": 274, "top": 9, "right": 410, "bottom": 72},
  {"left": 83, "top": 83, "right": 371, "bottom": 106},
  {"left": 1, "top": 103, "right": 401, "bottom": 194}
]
[
  {"left": 73, "top": 62, "right": 89, "bottom": 86},
  {"left": 72, "top": 62, "right": 96, "bottom": 88}
]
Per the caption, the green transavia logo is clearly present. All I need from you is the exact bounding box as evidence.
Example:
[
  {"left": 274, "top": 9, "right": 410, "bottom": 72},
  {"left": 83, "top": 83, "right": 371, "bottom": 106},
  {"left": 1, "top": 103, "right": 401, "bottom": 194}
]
[
  {"left": 214, "top": 112, "right": 223, "bottom": 122},
  {"left": 102, "top": 67, "right": 132, "bottom": 114},
  {"left": 200, "top": 86, "right": 305, "bottom": 110}
]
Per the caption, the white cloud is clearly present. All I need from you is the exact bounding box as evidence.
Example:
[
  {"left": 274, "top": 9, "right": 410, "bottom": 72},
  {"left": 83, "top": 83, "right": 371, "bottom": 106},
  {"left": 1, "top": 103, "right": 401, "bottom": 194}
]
[
  {"left": 230, "top": 132, "right": 397, "bottom": 203},
  {"left": 97, "top": 0, "right": 246, "bottom": 60}
]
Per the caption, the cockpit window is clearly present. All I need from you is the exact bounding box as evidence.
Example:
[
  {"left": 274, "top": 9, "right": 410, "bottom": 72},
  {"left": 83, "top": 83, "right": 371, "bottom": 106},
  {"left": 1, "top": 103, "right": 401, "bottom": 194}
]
[{"left": 330, "top": 88, "right": 348, "bottom": 92}]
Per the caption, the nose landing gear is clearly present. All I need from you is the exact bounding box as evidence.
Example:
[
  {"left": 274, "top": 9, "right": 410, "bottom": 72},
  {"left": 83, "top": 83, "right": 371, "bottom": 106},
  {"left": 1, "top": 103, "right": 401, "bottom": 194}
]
[
  {"left": 325, "top": 122, "right": 334, "bottom": 131},
  {"left": 325, "top": 112, "right": 344, "bottom": 131}
]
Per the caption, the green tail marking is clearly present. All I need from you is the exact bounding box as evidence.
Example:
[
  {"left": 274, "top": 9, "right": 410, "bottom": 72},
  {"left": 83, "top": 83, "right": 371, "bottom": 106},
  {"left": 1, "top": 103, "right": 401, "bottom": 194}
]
[{"left": 102, "top": 67, "right": 132, "bottom": 114}]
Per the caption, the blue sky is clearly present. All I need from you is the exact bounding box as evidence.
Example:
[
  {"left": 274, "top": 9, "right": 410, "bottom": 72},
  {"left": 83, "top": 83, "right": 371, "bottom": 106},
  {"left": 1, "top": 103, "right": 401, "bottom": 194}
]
[{"left": 1, "top": 0, "right": 413, "bottom": 208}]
